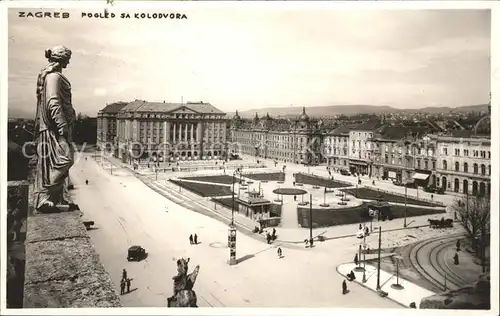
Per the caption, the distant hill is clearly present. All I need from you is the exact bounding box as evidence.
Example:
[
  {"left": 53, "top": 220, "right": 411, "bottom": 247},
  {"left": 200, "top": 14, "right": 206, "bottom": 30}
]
[
  {"left": 229, "top": 104, "right": 489, "bottom": 119},
  {"left": 8, "top": 107, "right": 96, "bottom": 119},
  {"left": 8, "top": 108, "right": 34, "bottom": 120}
]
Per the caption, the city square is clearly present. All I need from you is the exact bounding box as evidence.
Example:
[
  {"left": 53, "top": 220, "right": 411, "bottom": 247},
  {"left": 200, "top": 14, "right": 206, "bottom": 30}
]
[
  {"left": 5, "top": 5, "right": 494, "bottom": 314},
  {"left": 70, "top": 146, "right": 487, "bottom": 308}
]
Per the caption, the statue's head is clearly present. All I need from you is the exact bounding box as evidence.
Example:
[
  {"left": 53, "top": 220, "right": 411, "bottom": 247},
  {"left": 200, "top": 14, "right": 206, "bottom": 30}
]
[
  {"left": 45, "top": 46, "right": 72, "bottom": 68},
  {"left": 176, "top": 257, "right": 190, "bottom": 275}
]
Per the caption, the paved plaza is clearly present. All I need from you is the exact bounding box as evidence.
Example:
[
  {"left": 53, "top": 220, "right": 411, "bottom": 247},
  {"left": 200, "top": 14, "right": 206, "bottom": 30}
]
[{"left": 73, "top": 151, "right": 484, "bottom": 308}]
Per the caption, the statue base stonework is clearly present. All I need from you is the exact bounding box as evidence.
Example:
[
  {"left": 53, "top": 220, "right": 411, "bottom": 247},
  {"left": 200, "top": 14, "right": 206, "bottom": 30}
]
[{"left": 37, "top": 203, "right": 79, "bottom": 214}]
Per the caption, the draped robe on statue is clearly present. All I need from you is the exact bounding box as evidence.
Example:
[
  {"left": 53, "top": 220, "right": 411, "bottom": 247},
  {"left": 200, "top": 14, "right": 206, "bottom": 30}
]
[{"left": 34, "top": 72, "right": 76, "bottom": 210}]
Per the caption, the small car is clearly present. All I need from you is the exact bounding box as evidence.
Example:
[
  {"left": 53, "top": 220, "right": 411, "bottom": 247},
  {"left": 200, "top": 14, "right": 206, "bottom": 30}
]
[{"left": 127, "top": 245, "right": 146, "bottom": 262}]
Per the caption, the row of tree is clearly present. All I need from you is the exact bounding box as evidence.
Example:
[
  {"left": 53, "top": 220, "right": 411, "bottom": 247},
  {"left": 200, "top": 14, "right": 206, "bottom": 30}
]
[{"left": 451, "top": 194, "right": 490, "bottom": 271}]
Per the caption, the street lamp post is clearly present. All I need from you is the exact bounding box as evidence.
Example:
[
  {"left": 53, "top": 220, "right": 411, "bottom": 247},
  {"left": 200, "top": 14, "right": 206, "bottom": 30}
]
[
  {"left": 231, "top": 171, "right": 236, "bottom": 225},
  {"left": 404, "top": 184, "right": 407, "bottom": 227},
  {"left": 376, "top": 226, "right": 382, "bottom": 290},
  {"left": 228, "top": 170, "right": 237, "bottom": 266},
  {"left": 391, "top": 255, "right": 404, "bottom": 289},
  {"left": 309, "top": 194, "right": 313, "bottom": 247},
  {"left": 323, "top": 187, "right": 326, "bottom": 205}
]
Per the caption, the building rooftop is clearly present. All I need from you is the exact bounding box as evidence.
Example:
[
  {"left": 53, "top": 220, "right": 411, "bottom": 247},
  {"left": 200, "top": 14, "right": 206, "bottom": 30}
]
[
  {"left": 374, "top": 126, "right": 433, "bottom": 141},
  {"left": 119, "top": 100, "right": 224, "bottom": 114},
  {"left": 329, "top": 124, "right": 358, "bottom": 136},
  {"left": 101, "top": 102, "right": 129, "bottom": 114},
  {"left": 352, "top": 120, "right": 381, "bottom": 131}
]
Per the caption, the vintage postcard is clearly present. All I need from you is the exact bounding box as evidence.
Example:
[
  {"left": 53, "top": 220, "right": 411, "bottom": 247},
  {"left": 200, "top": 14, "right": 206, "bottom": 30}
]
[{"left": 1, "top": 1, "right": 498, "bottom": 315}]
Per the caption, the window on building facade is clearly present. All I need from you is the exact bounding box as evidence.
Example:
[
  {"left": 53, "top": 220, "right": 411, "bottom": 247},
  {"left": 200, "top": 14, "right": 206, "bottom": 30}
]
[
  {"left": 443, "top": 148, "right": 448, "bottom": 155},
  {"left": 424, "top": 160, "right": 428, "bottom": 170},
  {"left": 443, "top": 160, "right": 447, "bottom": 170},
  {"left": 464, "top": 162, "right": 468, "bottom": 173},
  {"left": 488, "top": 151, "right": 491, "bottom": 159},
  {"left": 432, "top": 161, "right": 436, "bottom": 169},
  {"left": 455, "top": 161, "right": 459, "bottom": 171},
  {"left": 481, "top": 151, "right": 486, "bottom": 158},
  {"left": 481, "top": 164, "right": 486, "bottom": 175},
  {"left": 489, "top": 165, "right": 491, "bottom": 175},
  {"left": 455, "top": 148, "right": 460, "bottom": 156},
  {"left": 417, "top": 160, "right": 421, "bottom": 168},
  {"left": 385, "top": 155, "right": 388, "bottom": 164},
  {"left": 473, "top": 163, "right": 478, "bottom": 174}
]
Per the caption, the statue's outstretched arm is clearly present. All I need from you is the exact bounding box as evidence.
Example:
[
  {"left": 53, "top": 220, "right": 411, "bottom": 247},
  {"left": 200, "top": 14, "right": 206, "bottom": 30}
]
[
  {"left": 45, "top": 74, "right": 68, "bottom": 136},
  {"left": 188, "top": 265, "right": 200, "bottom": 285}
]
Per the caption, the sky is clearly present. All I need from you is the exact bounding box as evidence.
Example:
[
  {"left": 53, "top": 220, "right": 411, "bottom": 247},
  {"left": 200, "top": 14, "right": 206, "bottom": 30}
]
[{"left": 8, "top": 8, "right": 491, "bottom": 117}]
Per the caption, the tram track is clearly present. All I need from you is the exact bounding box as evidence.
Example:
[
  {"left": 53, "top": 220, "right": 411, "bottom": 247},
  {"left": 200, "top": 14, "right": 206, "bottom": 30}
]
[{"left": 409, "top": 233, "right": 467, "bottom": 293}]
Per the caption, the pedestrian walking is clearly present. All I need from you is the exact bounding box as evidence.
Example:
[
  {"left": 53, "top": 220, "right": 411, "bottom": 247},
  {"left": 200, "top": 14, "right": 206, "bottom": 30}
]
[
  {"left": 11, "top": 218, "right": 21, "bottom": 242},
  {"left": 122, "top": 269, "right": 127, "bottom": 281},
  {"left": 456, "top": 239, "right": 461, "bottom": 251},
  {"left": 194, "top": 234, "right": 198, "bottom": 245},
  {"left": 294, "top": 195, "right": 297, "bottom": 201},
  {"left": 293, "top": 181, "right": 296, "bottom": 186},
  {"left": 431, "top": 194, "right": 434, "bottom": 200},
  {"left": 342, "top": 280, "right": 348, "bottom": 295},
  {"left": 354, "top": 253, "right": 359, "bottom": 266},
  {"left": 85, "top": 179, "right": 89, "bottom": 185},
  {"left": 359, "top": 223, "right": 362, "bottom": 230},
  {"left": 120, "top": 279, "right": 126, "bottom": 295},
  {"left": 126, "top": 278, "right": 131, "bottom": 293},
  {"left": 189, "top": 234, "right": 194, "bottom": 245},
  {"left": 277, "top": 247, "right": 282, "bottom": 258}
]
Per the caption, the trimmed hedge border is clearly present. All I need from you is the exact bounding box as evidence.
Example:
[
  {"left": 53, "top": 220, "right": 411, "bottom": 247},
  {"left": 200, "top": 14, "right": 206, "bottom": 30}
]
[{"left": 296, "top": 202, "right": 446, "bottom": 228}]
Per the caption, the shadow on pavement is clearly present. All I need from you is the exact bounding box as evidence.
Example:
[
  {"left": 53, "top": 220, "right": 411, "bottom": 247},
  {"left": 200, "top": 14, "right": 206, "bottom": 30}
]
[{"left": 236, "top": 254, "right": 255, "bottom": 264}]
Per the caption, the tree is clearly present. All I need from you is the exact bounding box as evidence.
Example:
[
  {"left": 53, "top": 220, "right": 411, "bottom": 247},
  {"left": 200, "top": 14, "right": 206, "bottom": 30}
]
[{"left": 451, "top": 194, "right": 490, "bottom": 257}]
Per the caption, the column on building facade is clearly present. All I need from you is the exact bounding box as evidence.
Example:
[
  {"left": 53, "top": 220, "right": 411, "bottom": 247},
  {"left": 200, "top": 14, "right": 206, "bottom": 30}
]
[
  {"left": 178, "top": 122, "right": 182, "bottom": 143},
  {"left": 190, "top": 123, "right": 194, "bottom": 157},
  {"left": 185, "top": 123, "right": 188, "bottom": 144},
  {"left": 197, "top": 122, "right": 203, "bottom": 158},
  {"left": 164, "top": 121, "right": 168, "bottom": 157},
  {"left": 173, "top": 122, "right": 176, "bottom": 145},
  {"left": 156, "top": 120, "right": 160, "bottom": 147}
]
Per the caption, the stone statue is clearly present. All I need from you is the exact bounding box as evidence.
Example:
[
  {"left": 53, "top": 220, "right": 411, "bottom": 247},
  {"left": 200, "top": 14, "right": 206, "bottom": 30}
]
[
  {"left": 167, "top": 257, "right": 200, "bottom": 307},
  {"left": 34, "top": 46, "right": 77, "bottom": 213}
]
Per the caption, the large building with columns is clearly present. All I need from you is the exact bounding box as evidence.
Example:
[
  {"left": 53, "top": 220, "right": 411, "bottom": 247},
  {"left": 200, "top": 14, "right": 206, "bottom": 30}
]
[
  {"left": 109, "top": 100, "right": 227, "bottom": 162},
  {"left": 230, "top": 108, "right": 323, "bottom": 165},
  {"left": 96, "top": 102, "right": 128, "bottom": 151}
]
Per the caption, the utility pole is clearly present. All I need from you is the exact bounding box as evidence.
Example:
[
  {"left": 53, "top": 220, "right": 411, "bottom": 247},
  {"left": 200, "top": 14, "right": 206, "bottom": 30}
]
[
  {"left": 404, "top": 184, "right": 407, "bottom": 227},
  {"left": 376, "top": 226, "right": 382, "bottom": 290},
  {"left": 231, "top": 172, "right": 235, "bottom": 225},
  {"left": 309, "top": 194, "right": 313, "bottom": 247},
  {"left": 481, "top": 228, "right": 486, "bottom": 273}
]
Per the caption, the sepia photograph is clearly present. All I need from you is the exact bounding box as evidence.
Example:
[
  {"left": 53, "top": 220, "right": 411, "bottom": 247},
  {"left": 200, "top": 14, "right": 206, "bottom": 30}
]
[{"left": 2, "top": 1, "right": 497, "bottom": 315}]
